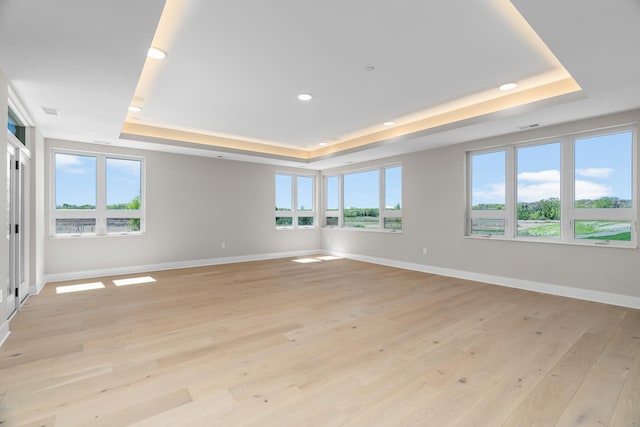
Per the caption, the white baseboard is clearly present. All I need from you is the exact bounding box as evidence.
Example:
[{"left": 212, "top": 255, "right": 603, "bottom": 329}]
[
  {"left": 0, "top": 320, "right": 10, "bottom": 347},
  {"left": 326, "top": 250, "right": 640, "bottom": 310},
  {"left": 30, "top": 279, "right": 46, "bottom": 296},
  {"left": 42, "top": 249, "right": 324, "bottom": 286}
]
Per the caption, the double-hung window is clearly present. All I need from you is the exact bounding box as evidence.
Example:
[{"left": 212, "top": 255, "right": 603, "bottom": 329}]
[
  {"left": 323, "top": 164, "right": 402, "bottom": 231},
  {"left": 467, "top": 126, "right": 636, "bottom": 247},
  {"left": 275, "top": 173, "right": 316, "bottom": 228},
  {"left": 52, "top": 151, "right": 144, "bottom": 236}
]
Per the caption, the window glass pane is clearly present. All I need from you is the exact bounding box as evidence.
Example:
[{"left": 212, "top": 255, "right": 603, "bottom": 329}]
[
  {"left": 574, "top": 220, "right": 631, "bottom": 241},
  {"left": 275, "top": 217, "right": 293, "bottom": 227},
  {"left": 326, "top": 176, "right": 339, "bottom": 211},
  {"left": 275, "top": 174, "right": 292, "bottom": 211},
  {"left": 55, "top": 218, "right": 96, "bottom": 234},
  {"left": 517, "top": 143, "right": 560, "bottom": 238},
  {"left": 298, "top": 216, "right": 314, "bottom": 227},
  {"left": 384, "top": 217, "right": 402, "bottom": 231},
  {"left": 385, "top": 166, "right": 402, "bottom": 210},
  {"left": 575, "top": 131, "right": 632, "bottom": 208},
  {"left": 106, "top": 158, "right": 141, "bottom": 210},
  {"left": 8, "top": 108, "right": 26, "bottom": 144},
  {"left": 344, "top": 170, "right": 379, "bottom": 229},
  {"left": 471, "top": 151, "right": 505, "bottom": 210},
  {"left": 107, "top": 218, "right": 141, "bottom": 233},
  {"left": 471, "top": 219, "right": 505, "bottom": 235},
  {"left": 55, "top": 153, "right": 97, "bottom": 209},
  {"left": 325, "top": 216, "right": 339, "bottom": 227},
  {"left": 297, "top": 176, "right": 313, "bottom": 211}
]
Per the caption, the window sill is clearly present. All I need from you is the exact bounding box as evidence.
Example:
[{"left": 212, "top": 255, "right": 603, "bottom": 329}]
[
  {"left": 50, "top": 232, "right": 145, "bottom": 239},
  {"left": 322, "top": 227, "right": 403, "bottom": 234},
  {"left": 464, "top": 234, "right": 637, "bottom": 249}
]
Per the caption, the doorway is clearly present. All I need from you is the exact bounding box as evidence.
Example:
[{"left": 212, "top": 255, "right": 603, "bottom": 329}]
[{"left": 7, "top": 135, "right": 29, "bottom": 318}]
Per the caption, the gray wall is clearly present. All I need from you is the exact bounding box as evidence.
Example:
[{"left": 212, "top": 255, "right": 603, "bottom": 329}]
[
  {"left": 323, "top": 109, "right": 640, "bottom": 298},
  {"left": 44, "top": 139, "right": 322, "bottom": 275}
]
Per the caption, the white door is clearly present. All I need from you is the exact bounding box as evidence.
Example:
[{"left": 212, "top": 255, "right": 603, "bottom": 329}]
[
  {"left": 6, "top": 143, "right": 16, "bottom": 316},
  {"left": 6, "top": 138, "right": 29, "bottom": 318}
]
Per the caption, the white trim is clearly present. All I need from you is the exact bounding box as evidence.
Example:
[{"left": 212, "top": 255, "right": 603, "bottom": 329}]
[
  {"left": 325, "top": 250, "right": 640, "bottom": 309},
  {"left": 42, "top": 249, "right": 323, "bottom": 285},
  {"left": 0, "top": 320, "right": 10, "bottom": 348},
  {"left": 30, "top": 279, "right": 46, "bottom": 295}
]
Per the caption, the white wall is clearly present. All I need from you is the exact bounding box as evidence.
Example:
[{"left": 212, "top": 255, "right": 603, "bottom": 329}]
[
  {"left": 323, "top": 109, "right": 640, "bottom": 299},
  {"left": 0, "top": 71, "right": 9, "bottom": 332},
  {"left": 44, "top": 139, "right": 322, "bottom": 277},
  {"left": 30, "top": 128, "right": 45, "bottom": 293}
]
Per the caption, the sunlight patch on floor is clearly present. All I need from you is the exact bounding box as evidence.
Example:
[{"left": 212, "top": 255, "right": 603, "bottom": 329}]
[
  {"left": 56, "top": 282, "right": 105, "bottom": 294},
  {"left": 316, "top": 255, "right": 342, "bottom": 261},
  {"left": 293, "top": 258, "right": 321, "bottom": 264},
  {"left": 293, "top": 256, "right": 342, "bottom": 264},
  {"left": 113, "top": 276, "right": 157, "bottom": 287}
]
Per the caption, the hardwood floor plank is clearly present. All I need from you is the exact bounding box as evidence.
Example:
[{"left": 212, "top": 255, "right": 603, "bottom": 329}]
[
  {"left": 556, "top": 310, "right": 640, "bottom": 426},
  {"left": 0, "top": 257, "right": 638, "bottom": 426}
]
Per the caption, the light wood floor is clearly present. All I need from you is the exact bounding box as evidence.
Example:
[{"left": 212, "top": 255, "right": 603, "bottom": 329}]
[{"left": 1, "top": 257, "right": 639, "bottom": 426}]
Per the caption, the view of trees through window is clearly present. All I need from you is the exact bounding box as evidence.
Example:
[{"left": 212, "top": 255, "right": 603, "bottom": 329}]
[
  {"left": 275, "top": 173, "right": 315, "bottom": 228},
  {"left": 54, "top": 152, "right": 143, "bottom": 235},
  {"left": 469, "top": 129, "right": 634, "bottom": 242}
]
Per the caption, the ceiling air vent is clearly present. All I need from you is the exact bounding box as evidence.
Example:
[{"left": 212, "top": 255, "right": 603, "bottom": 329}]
[
  {"left": 41, "top": 106, "right": 60, "bottom": 116},
  {"left": 518, "top": 123, "right": 539, "bottom": 130}
]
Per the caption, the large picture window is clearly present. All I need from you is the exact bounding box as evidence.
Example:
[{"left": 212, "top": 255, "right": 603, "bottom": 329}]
[
  {"left": 275, "top": 173, "right": 316, "bottom": 228},
  {"left": 323, "top": 164, "right": 402, "bottom": 232},
  {"left": 466, "top": 126, "right": 636, "bottom": 247},
  {"left": 52, "top": 151, "right": 144, "bottom": 236}
]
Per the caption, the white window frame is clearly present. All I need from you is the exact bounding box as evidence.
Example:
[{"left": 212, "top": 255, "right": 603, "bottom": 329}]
[
  {"left": 51, "top": 150, "right": 145, "bottom": 237},
  {"left": 466, "top": 125, "right": 637, "bottom": 248},
  {"left": 322, "top": 163, "right": 403, "bottom": 232},
  {"left": 275, "top": 172, "right": 316, "bottom": 229}
]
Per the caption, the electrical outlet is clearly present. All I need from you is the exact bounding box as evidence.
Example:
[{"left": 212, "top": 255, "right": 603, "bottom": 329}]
[
  {"left": 422, "top": 247, "right": 428, "bottom": 255},
  {"left": 221, "top": 242, "right": 226, "bottom": 249}
]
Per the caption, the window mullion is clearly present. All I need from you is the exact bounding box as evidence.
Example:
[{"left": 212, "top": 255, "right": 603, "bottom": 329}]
[
  {"left": 561, "top": 137, "right": 573, "bottom": 242},
  {"left": 505, "top": 146, "right": 516, "bottom": 237},
  {"left": 96, "top": 155, "right": 106, "bottom": 234}
]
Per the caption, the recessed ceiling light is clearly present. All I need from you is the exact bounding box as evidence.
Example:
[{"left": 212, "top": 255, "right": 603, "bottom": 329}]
[
  {"left": 147, "top": 47, "right": 167, "bottom": 59},
  {"left": 297, "top": 93, "right": 313, "bottom": 101},
  {"left": 318, "top": 142, "right": 327, "bottom": 146},
  {"left": 128, "top": 105, "right": 142, "bottom": 112},
  {"left": 499, "top": 82, "right": 517, "bottom": 91},
  {"left": 384, "top": 121, "right": 395, "bottom": 126}
]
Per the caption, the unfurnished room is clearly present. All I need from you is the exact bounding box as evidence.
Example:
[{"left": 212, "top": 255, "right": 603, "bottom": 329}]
[{"left": 0, "top": 0, "right": 639, "bottom": 425}]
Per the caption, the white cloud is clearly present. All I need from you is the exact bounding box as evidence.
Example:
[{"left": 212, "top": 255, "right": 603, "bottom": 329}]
[
  {"left": 473, "top": 182, "right": 505, "bottom": 203},
  {"left": 517, "top": 169, "right": 560, "bottom": 183},
  {"left": 575, "top": 180, "right": 612, "bottom": 200},
  {"left": 576, "top": 168, "right": 614, "bottom": 179},
  {"left": 63, "top": 167, "right": 88, "bottom": 175},
  {"left": 55, "top": 153, "right": 82, "bottom": 167},
  {"left": 518, "top": 182, "right": 560, "bottom": 202},
  {"left": 107, "top": 158, "right": 141, "bottom": 176}
]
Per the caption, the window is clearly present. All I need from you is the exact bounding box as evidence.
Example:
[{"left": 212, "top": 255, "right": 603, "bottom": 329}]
[
  {"left": 322, "top": 164, "right": 402, "bottom": 232},
  {"left": 469, "top": 150, "right": 507, "bottom": 235},
  {"left": 517, "top": 142, "right": 561, "bottom": 238},
  {"left": 275, "top": 173, "right": 316, "bottom": 228},
  {"left": 8, "top": 107, "right": 26, "bottom": 145},
  {"left": 52, "top": 151, "right": 144, "bottom": 236},
  {"left": 324, "top": 175, "right": 340, "bottom": 227},
  {"left": 466, "top": 126, "right": 636, "bottom": 247},
  {"left": 344, "top": 169, "right": 379, "bottom": 229}
]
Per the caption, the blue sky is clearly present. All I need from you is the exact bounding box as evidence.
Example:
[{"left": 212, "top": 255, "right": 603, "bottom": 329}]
[
  {"left": 55, "top": 154, "right": 141, "bottom": 208},
  {"left": 472, "top": 131, "right": 632, "bottom": 205}
]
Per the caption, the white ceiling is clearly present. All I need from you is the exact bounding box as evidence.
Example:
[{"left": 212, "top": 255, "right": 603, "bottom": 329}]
[{"left": 1, "top": 0, "right": 639, "bottom": 170}]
